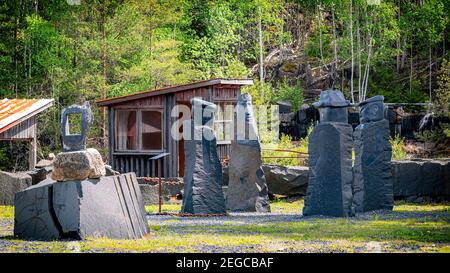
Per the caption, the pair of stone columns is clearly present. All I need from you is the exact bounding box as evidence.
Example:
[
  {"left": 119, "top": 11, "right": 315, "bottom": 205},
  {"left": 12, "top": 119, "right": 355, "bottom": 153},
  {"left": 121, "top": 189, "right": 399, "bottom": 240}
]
[
  {"left": 303, "top": 90, "right": 393, "bottom": 217},
  {"left": 181, "top": 94, "right": 270, "bottom": 214}
]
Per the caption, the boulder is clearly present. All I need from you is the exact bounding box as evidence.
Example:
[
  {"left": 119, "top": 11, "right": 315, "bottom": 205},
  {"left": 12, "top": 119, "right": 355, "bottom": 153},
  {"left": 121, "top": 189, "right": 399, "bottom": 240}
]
[
  {"left": 0, "top": 171, "right": 32, "bottom": 205},
  {"left": 52, "top": 148, "right": 106, "bottom": 181},
  {"left": 14, "top": 173, "right": 149, "bottom": 240},
  {"left": 27, "top": 168, "right": 50, "bottom": 185},
  {"left": 35, "top": 159, "right": 53, "bottom": 168},
  {"left": 263, "top": 165, "right": 309, "bottom": 196}
]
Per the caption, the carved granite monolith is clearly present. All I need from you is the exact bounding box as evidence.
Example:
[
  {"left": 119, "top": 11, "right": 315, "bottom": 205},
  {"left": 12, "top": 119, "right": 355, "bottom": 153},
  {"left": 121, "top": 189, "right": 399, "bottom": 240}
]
[
  {"left": 181, "top": 98, "right": 226, "bottom": 214},
  {"left": 226, "top": 93, "right": 270, "bottom": 212},
  {"left": 303, "top": 90, "right": 354, "bottom": 217},
  {"left": 353, "top": 95, "right": 393, "bottom": 212},
  {"left": 14, "top": 173, "right": 149, "bottom": 240}
]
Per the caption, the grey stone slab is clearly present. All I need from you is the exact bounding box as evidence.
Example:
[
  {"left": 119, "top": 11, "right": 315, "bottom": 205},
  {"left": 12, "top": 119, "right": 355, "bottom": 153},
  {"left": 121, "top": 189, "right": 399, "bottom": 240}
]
[
  {"left": 353, "top": 119, "right": 393, "bottom": 212},
  {"left": 226, "top": 142, "right": 271, "bottom": 212},
  {"left": 14, "top": 173, "right": 149, "bottom": 240},
  {"left": 302, "top": 122, "right": 354, "bottom": 217}
]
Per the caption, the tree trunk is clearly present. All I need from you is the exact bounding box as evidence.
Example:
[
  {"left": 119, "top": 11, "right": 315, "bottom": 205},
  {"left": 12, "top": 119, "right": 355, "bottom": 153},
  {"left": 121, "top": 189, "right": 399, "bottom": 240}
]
[{"left": 349, "top": 0, "right": 355, "bottom": 104}]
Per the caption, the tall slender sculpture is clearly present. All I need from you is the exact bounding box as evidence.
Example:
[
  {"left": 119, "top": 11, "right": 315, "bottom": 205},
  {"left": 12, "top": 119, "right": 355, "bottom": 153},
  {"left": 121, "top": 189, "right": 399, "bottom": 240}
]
[
  {"left": 226, "top": 93, "right": 270, "bottom": 212},
  {"left": 181, "top": 98, "right": 226, "bottom": 214},
  {"left": 353, "top": 95, "right": 393, "bottom": 212},
  {"left": 303, "top": 90, "right": 354, "bottom": 217}
]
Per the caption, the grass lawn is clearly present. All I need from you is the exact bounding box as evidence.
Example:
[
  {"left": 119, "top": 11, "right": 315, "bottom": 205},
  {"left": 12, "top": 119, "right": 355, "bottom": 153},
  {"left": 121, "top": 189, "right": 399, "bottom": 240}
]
[{"left": 0, "top": 199, "right": 449, "bottom": 253}]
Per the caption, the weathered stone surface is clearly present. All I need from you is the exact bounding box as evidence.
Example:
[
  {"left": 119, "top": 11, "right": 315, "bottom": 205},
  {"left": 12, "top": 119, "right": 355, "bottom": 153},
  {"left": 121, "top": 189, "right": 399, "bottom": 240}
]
[
  {"left": 105, "top": 164, "right": 120, "bottom": 176},
  {"left": 303, "top": 122, "right": 354, "bottom": 217},
  {"left": 392, "top": 159, "right": 450, "bottom": 198},
  {"left": 181, "top": 99, "right": 226, "bottom": 214},
  {"left": 0, "top": 171, "right": 32, "bottom": 205},
  {"left": 61, "top": 101, "right": 92, "bottom": 152},
  {"left": 353, "top": 119, "right": 393, "bottom": 212},
  {"left": 51, "top": 148, "right": 106, "bottom": 181},
  {"left": 226, "top": 142, "right": 271, "bottom": 212},
  {"left": 263, "top": 165, "right": 309, "bottom": 196},
  {"left": 226, "top": 93, "right": 271, "bottom": 213},
  {"left": 14, "top": 173, "right": 149, "bottom": 240}
]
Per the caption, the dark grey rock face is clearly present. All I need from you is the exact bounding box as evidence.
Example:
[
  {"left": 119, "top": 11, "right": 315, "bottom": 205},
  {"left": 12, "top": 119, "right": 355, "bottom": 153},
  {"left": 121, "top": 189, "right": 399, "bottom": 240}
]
[
  {"left": 353, "top": 119, "right": 394, "bottom": 212},
  {"left": 14, "top": 173, "right": 149, "bottom": 240},
  {"left": 303, "top": 123, "right": 354, "bottom": 217},
  {"left": 392, "top": 159, "right": 450, "bottom": 198},
  {"left": 263, "top": 165, "right": 309, "bottom": 196},
  {"left": 0, "top": 171, "right": 32, "bottom": 205},
  {"left": 226, "top": 93, "right": 270, "bottom": 212},
  {"left": 181, "top": 98, "right": 226, "bottom": 214},
  {"left": 61, "top": 101, "right": 92, "bottom": 152}
]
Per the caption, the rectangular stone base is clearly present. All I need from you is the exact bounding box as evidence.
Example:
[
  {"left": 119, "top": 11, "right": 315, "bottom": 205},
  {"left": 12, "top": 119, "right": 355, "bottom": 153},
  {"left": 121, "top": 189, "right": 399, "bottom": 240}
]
[{"left": 14, "top": 173, "right": 149, "bottom": 240}]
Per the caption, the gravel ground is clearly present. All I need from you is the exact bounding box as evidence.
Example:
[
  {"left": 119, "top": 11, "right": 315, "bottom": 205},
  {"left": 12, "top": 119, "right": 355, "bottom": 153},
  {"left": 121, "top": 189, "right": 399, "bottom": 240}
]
[{"left": 0, "top": 205, "right": 448, "bottom": 253}]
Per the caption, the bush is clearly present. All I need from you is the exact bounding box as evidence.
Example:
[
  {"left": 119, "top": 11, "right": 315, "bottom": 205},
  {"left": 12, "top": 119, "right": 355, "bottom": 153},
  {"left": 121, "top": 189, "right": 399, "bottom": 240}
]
[{"left": 390, "top": 134, "right": 411, "bottom": 160}]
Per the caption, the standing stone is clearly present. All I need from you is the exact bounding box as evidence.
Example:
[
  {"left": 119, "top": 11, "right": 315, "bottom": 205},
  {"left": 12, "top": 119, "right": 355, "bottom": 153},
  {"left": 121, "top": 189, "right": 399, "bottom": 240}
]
[
  {"left": 14, "top": 173, "right": 149, "bottom": 240},
  {"left": 303, "top": 90, "right": 354, "bottom": 217},
  {"left": 353, "top": 96, "right": 394, "bottom": 212},
  {"left": 181, "top": 98, "right": 226, "bottom": 214},
  {"left": 226, "top": 93, "right": 270, "bottom": 212}
]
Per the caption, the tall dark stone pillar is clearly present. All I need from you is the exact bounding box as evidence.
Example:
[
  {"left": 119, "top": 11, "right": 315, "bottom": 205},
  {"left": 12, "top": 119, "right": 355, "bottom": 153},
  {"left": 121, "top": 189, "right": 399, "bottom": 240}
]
[
  {"left": 181, "top": 98, "right": 226, "bottom": 214},
  {"left": 353, "top": 96, "right": 393, "bottom": 212},
  {"left": 303, "top": 90, "right": 354, "bottom": 217},
  {"left": 226, "top": 93, "right": 270, "bottom": 212}
]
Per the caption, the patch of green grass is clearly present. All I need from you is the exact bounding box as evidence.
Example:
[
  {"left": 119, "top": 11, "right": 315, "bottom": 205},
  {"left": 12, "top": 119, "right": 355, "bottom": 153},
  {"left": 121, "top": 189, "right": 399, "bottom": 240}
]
[
  {"left": 145, "top": 204, "right": 181, "bottom": 214},
  {"left": 0, "top": 206, "right": 14, "bottom": 219},
  {"left": 0, "top": 201, "right": 449, "bottom": 253}
]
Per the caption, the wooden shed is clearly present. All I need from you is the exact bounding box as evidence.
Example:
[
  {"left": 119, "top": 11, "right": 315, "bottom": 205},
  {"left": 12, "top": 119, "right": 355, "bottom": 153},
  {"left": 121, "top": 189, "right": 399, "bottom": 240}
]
[
  {"left": 96, "top": 78, "right": 253, "bottom": 178},
  {"left": 0, "top": 98, "right": 54, "bottom": 170}
]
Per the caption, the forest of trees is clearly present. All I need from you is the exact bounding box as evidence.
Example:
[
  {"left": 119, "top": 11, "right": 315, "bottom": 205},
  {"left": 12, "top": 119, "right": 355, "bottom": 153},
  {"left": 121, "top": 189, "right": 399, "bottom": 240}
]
[{"left": 0, "top": 0, "right": 448, "bottom": 170}]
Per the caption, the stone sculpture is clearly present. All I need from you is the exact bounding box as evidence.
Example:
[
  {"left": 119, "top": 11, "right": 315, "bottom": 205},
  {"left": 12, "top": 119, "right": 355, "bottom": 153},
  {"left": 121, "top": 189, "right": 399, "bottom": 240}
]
[
  {"left": 353, "top": 95, "right": 393, "bottom": 212},
  {"left": 52, "top": 102, "right": 105, "bottom": 181},
  {"left": 226, "top": 93, "right": 271, "bottom": 212},
  {"left": 181, "top": 98, "right": 226, "bottom": 214},
  {"left": 14, "top": 102, "right": 149, "bottom": 240},
  {"left": 14, "top": 173, "right": 149, "bottom": 240},
  {"left": 303, "top": 90, "right": 354, "bottom": 217},
  {"left": 61, "top": 101, "right": 92, "bottom": 152}
]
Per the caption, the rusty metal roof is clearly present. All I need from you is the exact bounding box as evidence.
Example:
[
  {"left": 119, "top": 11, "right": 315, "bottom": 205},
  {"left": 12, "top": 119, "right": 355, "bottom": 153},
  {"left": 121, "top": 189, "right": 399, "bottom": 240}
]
[
  {"left": 96, "top": 78, "right": 253, "bottom": 107},
  {"left": 0, "top": 98, "right": 54, "bottom": 134}
]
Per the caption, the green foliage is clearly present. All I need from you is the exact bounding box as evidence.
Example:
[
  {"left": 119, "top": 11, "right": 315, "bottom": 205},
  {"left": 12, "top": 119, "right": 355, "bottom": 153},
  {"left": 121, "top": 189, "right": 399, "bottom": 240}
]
[
  {"left": 433, "top": 59, "right": 450, "bottom": 117},
  {"left": 390, "top": 134, "right": 411, "bottom": 160}
]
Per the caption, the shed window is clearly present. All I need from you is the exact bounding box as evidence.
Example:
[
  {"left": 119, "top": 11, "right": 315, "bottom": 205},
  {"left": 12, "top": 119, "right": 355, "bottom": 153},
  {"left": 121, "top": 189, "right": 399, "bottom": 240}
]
[
  {"left": 116, "top": 110, "right": 137, "bottom": 150},
  {"left": 141, "top": 110, "right": 163, "bottom": 150}
]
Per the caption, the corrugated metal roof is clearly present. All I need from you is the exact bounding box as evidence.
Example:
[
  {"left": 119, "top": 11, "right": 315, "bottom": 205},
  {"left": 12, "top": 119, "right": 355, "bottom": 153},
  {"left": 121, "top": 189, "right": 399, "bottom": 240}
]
[
  {"left": 0, "top": 98, "right": 54, "bottom": 134},
  {"left": 96, "top": 78, "right": 253, "bottom": 107}
]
